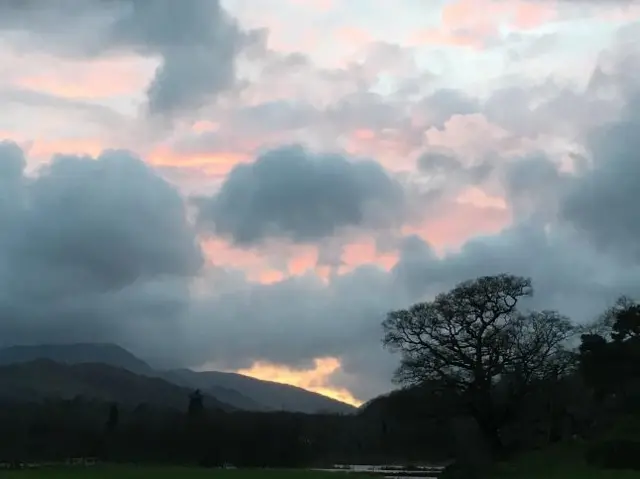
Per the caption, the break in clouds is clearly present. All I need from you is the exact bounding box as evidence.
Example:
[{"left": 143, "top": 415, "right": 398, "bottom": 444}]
[{"left": 1, "top": 0, "right": 640, "bottom": 401}]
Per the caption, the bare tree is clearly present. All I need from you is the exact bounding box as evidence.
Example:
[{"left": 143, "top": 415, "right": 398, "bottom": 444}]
[{"left": 382, "top": 274, "right": 575, "bottom": 451}]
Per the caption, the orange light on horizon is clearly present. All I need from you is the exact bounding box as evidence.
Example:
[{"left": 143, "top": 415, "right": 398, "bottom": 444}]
[{"left": 236, "top": 357, "right": 362, "bottom": 407}]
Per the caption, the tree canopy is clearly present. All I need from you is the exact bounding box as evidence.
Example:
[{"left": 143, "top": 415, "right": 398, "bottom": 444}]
[{"left": 382, "top": 274, "right": 575, "bottom": 451}]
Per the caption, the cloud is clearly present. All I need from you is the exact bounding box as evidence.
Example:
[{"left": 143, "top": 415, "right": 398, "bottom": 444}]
[
  {"left": 0, "top": 142, "right": 203, "bottom": 361},
  {"left": 561, "top": 94, "right": 640, "bottom": 261},
  {"left": 195, "top": 144, "right": 406, "bottom": 245},
  {"left": 0, "top": 85, "right": 126, "bottom": 129},
  {"left": 0, "top": 0, "right": 247, "bottom": 118}
]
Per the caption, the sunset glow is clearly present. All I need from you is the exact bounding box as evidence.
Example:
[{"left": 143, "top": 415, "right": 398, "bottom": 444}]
[{"left": 237, "top": 357, "right": 363, "bottom": 407}]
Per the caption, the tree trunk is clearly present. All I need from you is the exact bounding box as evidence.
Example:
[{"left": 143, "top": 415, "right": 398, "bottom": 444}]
[
  {"left": 445, "top": 416, "right": 493, "bottom": 478},
  {"left": 474, "top": 415, "right": 504, "bottom": 457}
]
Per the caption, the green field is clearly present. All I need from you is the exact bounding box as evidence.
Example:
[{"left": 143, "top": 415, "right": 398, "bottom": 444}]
[
  {"left": 0, "top": 466, "right": 364, "bottom": 479},
  {"left": 490, "top": 443, "right": 639, "bottom": 479}
]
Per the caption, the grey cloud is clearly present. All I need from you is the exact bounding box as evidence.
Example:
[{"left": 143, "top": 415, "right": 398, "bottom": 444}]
[
  {"left": 0, "top": 142, "right": 203, "bottom": 363},
  {"left": 195, "top": 145, "right": 406, "bottom": 245},
  {"left": 418, "top": 150, "right": 493, "bottom": 184},
  {"left": 0, "top": 0, "right": 246, "bottom": 118},
  {"left": 229, "top": 100, "right": 319, "bottom": 135},
  {"left": 0, "top": 141, "right": 27, "bottom": 227},
  {"left": 502, "top": 154, "right": 569, "bottom": 221},
  {"left": 561, "top": 96, "right": 640, "bottom": 261},
  {"left": 418, "top": 89, "right": 480, "bottom": 128},
  {"left": 0, "top": 141, "right": 25, "bottom": 182},
  {"left": 0, "top": 86, "right": 126, "bottom": 128},
  {"left": 417, "top": 152, "right": 461, "bottom": 173}
]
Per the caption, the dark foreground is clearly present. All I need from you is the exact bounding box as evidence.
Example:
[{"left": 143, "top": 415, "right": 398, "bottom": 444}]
[
  {"left": 0, "top": 466, "right": 364, "bottom": 479},
  {"left": 490, "top": 443, "right": 640, "bottom": 479}
]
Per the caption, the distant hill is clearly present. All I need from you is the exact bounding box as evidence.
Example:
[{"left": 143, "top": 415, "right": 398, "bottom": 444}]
[
  {"left": 0, "top": 343, "right": 153, "bottom": 374},
  {"left": 0, "top": 359, "right": 232, "bottom": 411},
  {"left": 0, "top": 343, "right": 356, "bottom": 414},
  {"left": 166, "top": 368, "right": 356, "bottom": 414},
  {"left": 161, "top": 369, "right": 269, "bottom": 411}
]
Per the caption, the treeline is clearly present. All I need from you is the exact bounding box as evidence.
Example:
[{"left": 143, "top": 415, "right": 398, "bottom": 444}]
[{"left": 0, "top": 392, "right": 451, "bottom": 468}]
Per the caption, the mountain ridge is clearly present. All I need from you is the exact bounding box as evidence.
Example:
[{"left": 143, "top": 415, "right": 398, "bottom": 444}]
[
  {"left": 0, "top": 358, "right": 233, "bottom": 411},
  {"left": 0, "top": 343, "right": 356, "bottom": 414}
]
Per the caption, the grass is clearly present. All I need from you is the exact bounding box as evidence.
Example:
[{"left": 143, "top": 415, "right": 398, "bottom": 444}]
[
  {"left": 0, "top": 465, "right": 365, "bottom": 479},
  {"left": 490, "top": 441, "right": 639, "bottom": 478}
]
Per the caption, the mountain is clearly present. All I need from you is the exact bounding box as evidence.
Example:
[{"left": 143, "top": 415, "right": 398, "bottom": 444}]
[
  {"left": 166, "top": 368, "right": 356, "bottom": 414},
  {"left": 0, "top": 343, "right": 356, "bottom": 414},
  {"left": 0, "top": 343, "right": 153, "bottom": 374},
  {"left": 161, "top": 369, "right": 269, "bottom": 411},
  {"left": 0, "top": 359, "right": 232, "bottom": 411}
]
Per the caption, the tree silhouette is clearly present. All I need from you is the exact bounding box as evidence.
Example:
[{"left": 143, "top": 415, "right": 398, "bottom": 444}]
[
  {"left": 580, "top": 297, "right": 640, "bottom": 402},
  {"left": 106, "top": 403, "right": 119, "bottom": 433},
  {"left": 382, "top": 274, "right": 575, "bottom": 452},
  {"left": 188, "top": 389, "right": 205, "bottom": 419},
  {"left": 610, "top": 298, "right": 640, "bottom": 342}
]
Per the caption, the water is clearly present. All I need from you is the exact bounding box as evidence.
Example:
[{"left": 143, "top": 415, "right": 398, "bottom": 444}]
[{"left": 312, "top": 464, "right": 445, "bottom": 478}]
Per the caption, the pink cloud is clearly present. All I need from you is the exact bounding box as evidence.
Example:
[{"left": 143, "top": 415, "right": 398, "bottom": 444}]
[
  {"left": 411, "top": 0, "right": 557, "bottom": 49},
  {"left": 404, "top": 199, "right": 511, "bottom": 254},
  {"left": 339, "top": 240, "right": 398, "bottom": 274},
  {"left": 1, "top": 136, "right": 106, "bottom": 169},
  {"left": 10, "top": 55, "right": 153, "bottom": 100},
  {"left": 289, "top": 0, "right": 335, "bottom": 12},
  {"left": 148, "top": 145, "right": 250, "bottom": 180},
  {"left": 424, "top": 113, "right": 528, "bottom": 164}
]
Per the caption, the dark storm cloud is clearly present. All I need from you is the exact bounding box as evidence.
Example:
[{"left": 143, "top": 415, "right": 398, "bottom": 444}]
[
  {"left": 0, "top": 0, "right": 247, "bottom": 117},
  {"left": 195, "top": 145, "right": 406, "bottom": 245},
  {"left": 0, "top": 142, "right": 203, "bottom": 361},
  {"left": 561, "top": 96, "right": 640, "bottom": 261}
]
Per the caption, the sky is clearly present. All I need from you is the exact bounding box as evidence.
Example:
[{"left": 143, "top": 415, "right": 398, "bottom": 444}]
[{"left": 1, "top": 0, "right": 640, "bottom": 407}]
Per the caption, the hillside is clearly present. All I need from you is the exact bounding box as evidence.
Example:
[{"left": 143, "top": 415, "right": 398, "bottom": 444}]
[
  {"left": 167, "top": 368, "right": 356, "bottom": 414},
  {"left": 0, "top": 359, "right": 233, "bottom": 411},
  {"left": 0, "top": 343, "right": 153, "bottom": 374},
  {"left": 161, "top": 369, "right": 269, "bottom": 411},
  {"left": 0, "top": 343, "right": 356, "bottom": 414}
]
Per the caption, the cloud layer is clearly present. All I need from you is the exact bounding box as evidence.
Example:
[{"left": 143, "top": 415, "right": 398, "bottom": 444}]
[
  {"left": 1, "top": 0, "right": 640, "bottom": 402},
  {"left": 196, "top": 145, "right": 406, "bottom": 245},
  {"left": 0, "top": 0, "right": 247, "bottom": 118}
]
